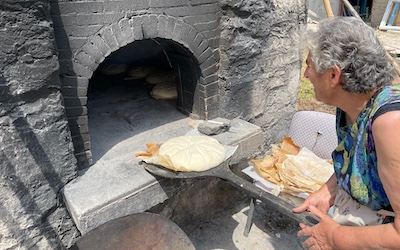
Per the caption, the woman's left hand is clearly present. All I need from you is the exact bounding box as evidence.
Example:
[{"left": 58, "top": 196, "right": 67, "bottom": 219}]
[{"left": 297, "top": 205, "right": 340, "bottom": 250}]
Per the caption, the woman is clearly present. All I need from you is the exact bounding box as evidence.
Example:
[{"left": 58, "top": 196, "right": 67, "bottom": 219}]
[{"left": 293, "top": 16, "right": 400, "bottom": 249}]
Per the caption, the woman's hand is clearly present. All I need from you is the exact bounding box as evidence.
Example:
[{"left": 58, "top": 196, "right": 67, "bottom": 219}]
[
  {"left": 297, "top": 205, "right": 340, "bottom": 250},
  {"left": 293, "top": 190, "right": 332, "bottom": 214},
  {"left": 293, "top": 174, "right": 338, "bottom": 214}
]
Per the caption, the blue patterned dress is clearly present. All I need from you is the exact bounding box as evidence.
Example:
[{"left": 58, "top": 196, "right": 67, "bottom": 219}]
[{"left": 333, "top": 84, "right": 400, "bottom": 215}]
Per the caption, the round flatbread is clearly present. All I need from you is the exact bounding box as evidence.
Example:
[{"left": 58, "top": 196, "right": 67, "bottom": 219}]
[
  {"left": 159, "top": 136, "right": 226, "bottom": 172},
  {"left": 126, "top": 66, "right": 154, "bottom": 79},
  {"left": 150, "top": 81, "right": 177, "bottom": 100}
]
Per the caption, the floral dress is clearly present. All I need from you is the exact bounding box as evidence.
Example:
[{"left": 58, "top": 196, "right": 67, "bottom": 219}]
[{"left": 332, "top": 84, "right": 400, "bottom": 225}]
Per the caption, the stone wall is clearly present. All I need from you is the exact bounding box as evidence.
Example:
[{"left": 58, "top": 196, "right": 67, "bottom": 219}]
[
  {"left": 218, "top": 0, "right": 307, "bottom": 152},
  {"left": 0, "top": 0, "right": 79, "bottom": 249}
]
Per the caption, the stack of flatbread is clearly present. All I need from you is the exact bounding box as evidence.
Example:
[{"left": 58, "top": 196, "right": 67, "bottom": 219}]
[{"left": 251, "top": 136, "right": 333, "bottom": 197}]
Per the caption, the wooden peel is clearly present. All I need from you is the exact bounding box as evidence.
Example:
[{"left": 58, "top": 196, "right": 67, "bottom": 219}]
[{"left": 143, "top": 161, "right": 319, "bottom": 226}]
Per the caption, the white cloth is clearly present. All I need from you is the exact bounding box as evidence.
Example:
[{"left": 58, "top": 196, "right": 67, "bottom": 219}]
[{"left": 331, "top": 189, "right": 395, "bottom": 226}]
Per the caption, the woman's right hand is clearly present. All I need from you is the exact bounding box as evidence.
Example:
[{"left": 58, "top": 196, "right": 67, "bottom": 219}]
[
  {"left": 293, "top": 189, "right": 333, "bottom": 214},
  {"left": 293, "top": 174, "right": 338, "bottom": 214}
]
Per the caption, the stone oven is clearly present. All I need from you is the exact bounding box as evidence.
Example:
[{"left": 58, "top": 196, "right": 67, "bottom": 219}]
[
  {"left": 0, "top": 0, "right": 306, "bottom": 248},
  {"left": 51, "top": 2, "right": 224, "bottom": 169}
]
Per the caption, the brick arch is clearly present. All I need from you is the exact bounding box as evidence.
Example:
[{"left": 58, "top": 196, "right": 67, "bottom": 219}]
[
  {"left": 74, "top": 14, "right": 216, "bottom": 83},
  {"left": 73, "top": 14, "right": 219, "bottom": 115},
  {"left": 66, "top": 14, "right": 220, "bottom": 169}
]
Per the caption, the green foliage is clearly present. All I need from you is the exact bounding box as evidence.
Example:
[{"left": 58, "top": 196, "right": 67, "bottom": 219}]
[{"left": 297, "top": 56, "right": 315, "bottom": 101}]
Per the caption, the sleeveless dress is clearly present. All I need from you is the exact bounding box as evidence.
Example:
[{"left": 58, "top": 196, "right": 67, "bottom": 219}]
[{"left": 332, "top": 84, "right": 400, "bottom": 225}]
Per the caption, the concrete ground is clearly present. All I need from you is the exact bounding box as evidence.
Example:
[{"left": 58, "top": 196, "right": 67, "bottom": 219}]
[
  {"left": 187, "top": 198, "right": 304, "bottom": 250},
  {"left": 376, "top": 29, "right": 400, "bottom": 57}
]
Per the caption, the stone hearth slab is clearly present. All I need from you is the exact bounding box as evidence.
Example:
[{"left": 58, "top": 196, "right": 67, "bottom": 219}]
[{"left": 62, "top": 118, "right": 262, "bottom": 234}]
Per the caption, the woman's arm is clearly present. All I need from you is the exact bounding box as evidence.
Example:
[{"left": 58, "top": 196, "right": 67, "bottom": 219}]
[{"left": 298, "top": 111, "right": 400, "bottom": 249}]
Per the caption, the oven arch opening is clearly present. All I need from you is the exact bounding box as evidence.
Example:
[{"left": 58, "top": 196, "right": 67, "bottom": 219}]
[
  {"left": 87, "top": 38, "right": 201, "bottom": 164},
  {"left": 63, "top": 15, "right": 221, "bottom": 170}
]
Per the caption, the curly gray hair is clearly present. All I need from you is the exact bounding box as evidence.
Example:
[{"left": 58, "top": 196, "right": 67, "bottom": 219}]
[{"left": 305, "top": 16, "right": 395, "bottom": 94}]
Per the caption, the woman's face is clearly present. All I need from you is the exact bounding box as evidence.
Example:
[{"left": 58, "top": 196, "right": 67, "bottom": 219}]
[{"left": 304, "top": 53, "right": 333, "bottom": 104}]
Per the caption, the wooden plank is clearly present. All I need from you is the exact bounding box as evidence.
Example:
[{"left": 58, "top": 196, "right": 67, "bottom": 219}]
[
  {"left": 394, "top": 3, "right": 400, "bottom": 26},
  {"left": 388, "top": 2, "right": 399, "bottom": 26},
  {"left": 323, "top": 0, "right": 334, "bottom": 17}
]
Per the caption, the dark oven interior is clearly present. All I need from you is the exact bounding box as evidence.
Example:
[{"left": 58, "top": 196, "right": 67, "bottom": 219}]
[{"left": 86, "top": 38, "right": 202, "bottom": 165}]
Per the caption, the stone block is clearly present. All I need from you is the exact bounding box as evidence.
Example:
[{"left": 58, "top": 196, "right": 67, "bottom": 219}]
[
  {"left": 68, "top": 38, "right": 87, "bottom": 52},
  {"left": 103, "top": 0, "right": 149, "bottom": 12},
  {"left": 198, "top": 81, "right": 219, "bottom": 96},
  {"left": 194, "top": 20, "right": 220, "bottom": 32},
  {"left": 61, "top": 86, "right": 87, "bottom": 97},
  {"left": 99, "top": 26, "right": 119, "bottom": 52},
  {"left": 65, "top": 106, "right": 88, "bottom": 117},
  {"left": 199, "top": 55, "right": 216, "bottom": 72},
  {"left": 199, "top": 73, "right": 218, "bottom": 86},
  {"left": 69, "top": 123, "right": 89, "bottom": 136},
  {"left": 184, "top": 13, "right": 217, "bottom": 25},
  {"left": 142, "top": 15, "right": 158, "bottom": 39},
  {"left": 201, "top": 63, "right": 218, "bottom": 79},
  {"left": 197, "top": 47, "right": 213, "bottom": 64},
  {"left": 71, "top": 62, "right": 93, "bottom": 78},
  {"left": 60, "top": 76, "right": 89, "bottom": 89},
  {"left": 157, "top": 15, "right": 168, "bottom": 38},
  {"left": 64, "top": 24, "right": 103, "bottom": 38},
  {"left": 90, "top": 34, "right": 112, "bottom": 59},
  {"left": 63, "top": 97, "right": 88, "bottom": 107},
  {"left": 75, "top": 51, "right": 98, "bottom": 71},
  {"left": 150, "top": 0, "right": 188, "bottom": 8},
  {"left": 190, "top": 0, "right": 217, "bottom": 5},
  {"left": 71, "top": 135, "right": 91, "bottom": 152},
  {"left": 67, "top": 116, "right": 88, "bottom": 127},
  {"left": 118, "top": 18, "right": 135, "bottom": 44},
  {"left": 172, "top": 21, "right": 183, "bottom": 41},
  {"left": 165, "top": 16, "right": 176, "bottom": 39},
  {"left": 81, "top": 42, "right": 103, "bottom": 64},
  {"left": 74, "top": 151, "right": 92, "bottom": 170},
  {"left": 199, "top": 95, "right": 219, "bottom": 112},
  {"left": 197, "top": 119, "right": 230, "bottom": 135},
  {"left": 79, "top": 13, "right": 125, "bottom": 26},
  {"left": 56, "top": 2, "right": 103, "bottom": 15},
  {"left": 110, "top": 22, "right": 127, "bottom": 47},
  {"left": 130, "top": 16, "right": 144, "bottom": 40}
]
